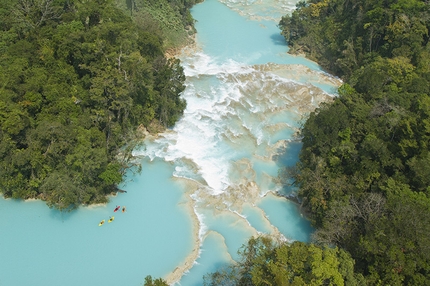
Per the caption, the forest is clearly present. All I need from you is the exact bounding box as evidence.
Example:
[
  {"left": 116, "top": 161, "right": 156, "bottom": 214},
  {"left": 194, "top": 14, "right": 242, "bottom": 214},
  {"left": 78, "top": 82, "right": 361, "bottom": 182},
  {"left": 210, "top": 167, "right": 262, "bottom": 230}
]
[
  {"left": 0, "top": 0, "right": 200, "bottom": 210},
  {"left": 205, "top": 0, "right": 430, "bottom": 285},
  {"left": 2, "top": 0, "right": 429, "bottom": 284}
]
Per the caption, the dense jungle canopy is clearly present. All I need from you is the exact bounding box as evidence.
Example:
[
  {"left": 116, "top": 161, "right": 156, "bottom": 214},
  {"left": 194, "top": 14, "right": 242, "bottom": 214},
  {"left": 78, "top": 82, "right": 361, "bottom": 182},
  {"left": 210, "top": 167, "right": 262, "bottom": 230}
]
[
  {"left": 2, "top": 0, "right": 430, "bottom": 284},
  {"left": 278, "top": 0, "right": 430, "bottom": 284},
  {"left": 207, "top": 0, "right": 430, "bottom": 285},
  {"left": 0, "top": 0, "right": 200, "bottom": 210}
]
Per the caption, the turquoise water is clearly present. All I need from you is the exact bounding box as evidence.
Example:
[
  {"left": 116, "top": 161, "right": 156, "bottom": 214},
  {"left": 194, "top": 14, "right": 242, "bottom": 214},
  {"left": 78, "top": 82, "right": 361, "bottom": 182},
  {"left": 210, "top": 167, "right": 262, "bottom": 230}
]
[
  {"left": 172, "top": 0, "right": 339, "bottom": 283},
  {"left": 241, "top": 203, "right": 274, "bottom": 234},
  {"left": 0, "top": 1, "right": 341, "bottom": 285},
  {"left": 179, "top": 232, "right": 232, "bottom": 286},
  {"left": 193, "top": 0, "right": 321, "bottom": 68},
  {"left": 0, "top": 159, "right": 193, "bottom": 286},
  {"left": 258, "top": 193, "right": 313, "bottom": 242}
]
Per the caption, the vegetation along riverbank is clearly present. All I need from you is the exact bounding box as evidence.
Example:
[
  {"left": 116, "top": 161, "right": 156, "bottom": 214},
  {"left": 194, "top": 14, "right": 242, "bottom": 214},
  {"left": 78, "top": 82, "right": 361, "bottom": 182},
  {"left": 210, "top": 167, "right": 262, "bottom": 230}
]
[
  {"left": 0, "top": 0, "right": 201, "bottom": 210},
  {"left": 206, "top": 0, "right": 430, "bottom": 285}
]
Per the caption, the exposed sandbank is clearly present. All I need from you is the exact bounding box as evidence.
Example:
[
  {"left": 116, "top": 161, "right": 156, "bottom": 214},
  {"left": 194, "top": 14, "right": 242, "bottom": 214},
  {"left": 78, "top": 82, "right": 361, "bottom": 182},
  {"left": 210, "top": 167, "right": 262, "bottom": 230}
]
[{"left": 164, "top": 179, "right": 202, "bottom": 284}]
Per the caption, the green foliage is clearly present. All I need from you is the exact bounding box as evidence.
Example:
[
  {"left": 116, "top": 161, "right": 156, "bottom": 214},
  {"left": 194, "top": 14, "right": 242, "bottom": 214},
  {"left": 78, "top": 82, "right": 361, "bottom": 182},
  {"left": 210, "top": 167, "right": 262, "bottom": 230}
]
[
  {"left": 116, "top": 0, "right": 202, "bottom": 48},
  {"left": 204, "top": 236, "right": 365, "bottom": 286},
  {"left": 279, "top": 0, "right": 430, "bottom": 79},
  {"left": 143, "top": 275, "right": 169, "bottom": 286},
  {"left": 0, "top": 0, "right": 190, "bottom": 209},
  {"left": 279, "top": 0, "right": 430, "bottom": 284}
]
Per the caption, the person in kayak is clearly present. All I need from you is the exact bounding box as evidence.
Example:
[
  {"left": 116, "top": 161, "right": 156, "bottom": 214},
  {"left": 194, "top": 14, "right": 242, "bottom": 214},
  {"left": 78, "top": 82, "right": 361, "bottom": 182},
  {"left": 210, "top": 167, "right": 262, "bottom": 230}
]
[{"left": 114, "top": 205, "right": 120, "bottom": 212}]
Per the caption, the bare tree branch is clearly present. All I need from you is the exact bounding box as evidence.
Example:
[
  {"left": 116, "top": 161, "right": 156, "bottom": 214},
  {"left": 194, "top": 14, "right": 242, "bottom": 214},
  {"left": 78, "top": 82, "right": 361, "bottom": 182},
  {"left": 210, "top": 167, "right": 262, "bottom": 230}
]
[{"left": 14, "top": 0, "right": 62, "bottom": 29}]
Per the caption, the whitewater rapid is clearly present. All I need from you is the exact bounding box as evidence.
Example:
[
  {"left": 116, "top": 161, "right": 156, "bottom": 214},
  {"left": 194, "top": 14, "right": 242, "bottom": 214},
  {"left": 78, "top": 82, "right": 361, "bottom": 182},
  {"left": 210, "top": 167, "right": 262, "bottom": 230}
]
[
  {"left": 133, "top": 1, "right": 342, "bottom": 284},
  {"left": 0, "top": 1, "right": 342, "bottom": 286}
]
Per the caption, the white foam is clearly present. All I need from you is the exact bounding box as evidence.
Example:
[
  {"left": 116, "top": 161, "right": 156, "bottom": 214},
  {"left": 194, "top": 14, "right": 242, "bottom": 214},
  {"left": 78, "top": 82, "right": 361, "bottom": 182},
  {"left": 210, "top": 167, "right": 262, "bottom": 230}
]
[
  {"left": 139, "top": 49, "right": 338, "bottom": 201},
  {"left": 219, "top": 0, "right": 299, "bottom": 21},
  {"left": 182, "top": 52, "right": 251, "bottom": 78},
  {"left": 193, "top": 206, "right": 207, "bottom": 241}
]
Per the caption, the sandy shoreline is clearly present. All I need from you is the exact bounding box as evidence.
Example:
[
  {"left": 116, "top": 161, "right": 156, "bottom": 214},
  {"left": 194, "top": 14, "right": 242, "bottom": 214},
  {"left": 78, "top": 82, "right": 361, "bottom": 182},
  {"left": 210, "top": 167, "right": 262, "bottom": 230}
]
[
  {"left": 149, "top": 19, "right": 341, "bottom": 284},
  {"left": 163, "top": 179, "right": 298, "bottom": 284},
  {"left": 164, "top": 180, "right": 202, "bottom": 284}
]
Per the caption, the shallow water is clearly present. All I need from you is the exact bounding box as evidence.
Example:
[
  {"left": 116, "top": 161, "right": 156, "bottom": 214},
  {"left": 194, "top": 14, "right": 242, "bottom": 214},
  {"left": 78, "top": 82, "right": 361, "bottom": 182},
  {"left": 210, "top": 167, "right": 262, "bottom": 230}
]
[
  {"left": 0, "top": 1, "right": 341, "bottom": 285},
  {"left": 167, "top": 0, "right": 341, "bottom": 284},
  {"left": 0, "top": 159, "right": 193, "bottom": 285}
]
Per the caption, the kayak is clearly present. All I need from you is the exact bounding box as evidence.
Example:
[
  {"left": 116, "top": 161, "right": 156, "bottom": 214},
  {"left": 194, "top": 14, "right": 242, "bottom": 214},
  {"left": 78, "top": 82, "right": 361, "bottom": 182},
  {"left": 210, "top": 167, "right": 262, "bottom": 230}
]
[
  {"left": 108, "top": 216, "right": 115, "bottom": 223},
  {"left": 114, "top": 205, "right": 120, "bottom": 212},
  {"left": 122, "top": 206, "right": 126, "bottom": 213},
  {"left": 99, "top": 220, "right": 105, "bottom": 226}
]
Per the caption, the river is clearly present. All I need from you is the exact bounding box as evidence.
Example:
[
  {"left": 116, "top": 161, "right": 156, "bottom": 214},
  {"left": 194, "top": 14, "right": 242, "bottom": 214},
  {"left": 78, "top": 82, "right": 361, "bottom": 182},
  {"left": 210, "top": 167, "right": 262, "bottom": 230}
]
[{"left": 0, "top": 1, "right": 341, "bottom": 285}]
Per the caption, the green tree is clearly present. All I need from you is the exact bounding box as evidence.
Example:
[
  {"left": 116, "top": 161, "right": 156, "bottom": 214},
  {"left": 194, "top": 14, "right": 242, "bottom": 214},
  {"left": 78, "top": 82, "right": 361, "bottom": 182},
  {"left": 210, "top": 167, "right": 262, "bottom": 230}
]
[
  {"left": 279, "top": 0, "right": 430, "bottom": 284},
  {"left": 204, "top": 237, "right": 365, "bottom": 286},
  {"left": 143, "top": 275, "right": 169, "bottom": 286},
  {"left": 0, "top": 0, "right": 191, "bottom": 209}
]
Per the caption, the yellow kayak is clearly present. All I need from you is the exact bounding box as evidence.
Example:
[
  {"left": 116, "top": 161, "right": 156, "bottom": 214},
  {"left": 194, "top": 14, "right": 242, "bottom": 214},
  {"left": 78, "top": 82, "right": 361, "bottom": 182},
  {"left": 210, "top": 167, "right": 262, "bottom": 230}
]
[
  {"left": 108, "top": 216, "right": 115, "bottom": 223},
  {"left": 99, "top": 220, "right": 105, "bottom": 226}
]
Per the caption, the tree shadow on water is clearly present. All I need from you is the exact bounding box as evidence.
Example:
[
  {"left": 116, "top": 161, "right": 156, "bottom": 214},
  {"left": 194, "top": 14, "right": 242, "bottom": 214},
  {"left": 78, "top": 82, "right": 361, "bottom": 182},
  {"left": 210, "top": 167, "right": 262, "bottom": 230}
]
[
  {"left": 273, "top": 141, "right": 303, "bottom": 197},
  {"left": 201, "top": 262, "right": 239, "bottom": 286},
  {"left": 270, "top": 33, "right": 287, "bottom": 46},
  {"left": 273, "top": 141, "right": 302, "bottom": 167},
  {"left": 49, "top": 207, "right": 77, "bottom": 222}
]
